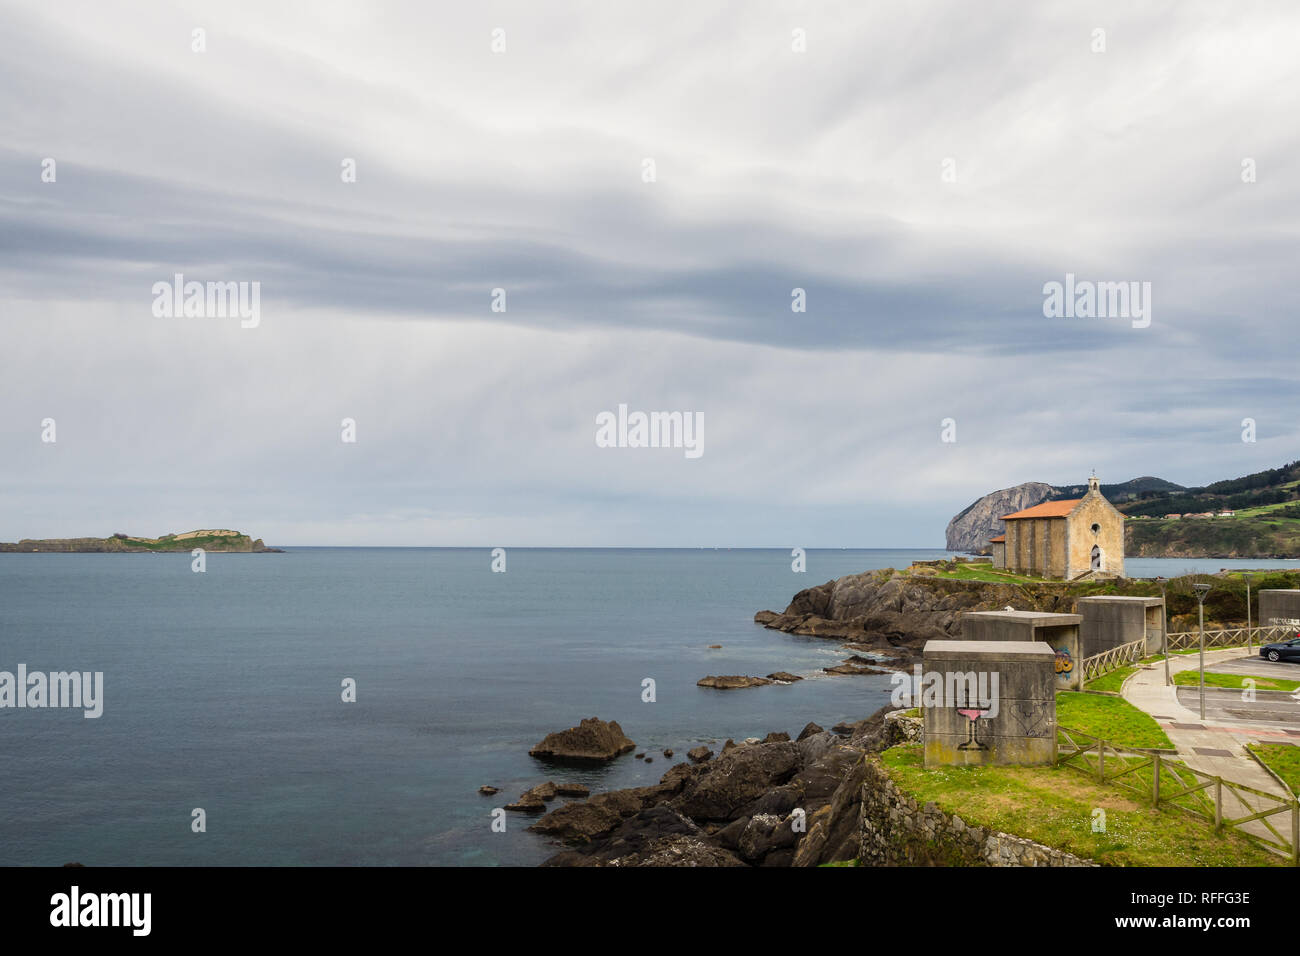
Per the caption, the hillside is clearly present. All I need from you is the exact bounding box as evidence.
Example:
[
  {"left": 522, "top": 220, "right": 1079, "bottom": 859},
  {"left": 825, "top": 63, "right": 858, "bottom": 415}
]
[{"left": 0, "top": 530, "right": 280, "bottom": 553}]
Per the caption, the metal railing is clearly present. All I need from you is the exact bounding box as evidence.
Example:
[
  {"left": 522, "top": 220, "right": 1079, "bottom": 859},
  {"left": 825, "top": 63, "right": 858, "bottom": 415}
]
[{"left": 1058, "top": 726, "right": 1299, "bottom": 863}]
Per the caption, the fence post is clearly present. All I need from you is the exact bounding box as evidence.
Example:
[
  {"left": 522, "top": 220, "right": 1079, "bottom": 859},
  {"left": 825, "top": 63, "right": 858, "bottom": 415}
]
[
  {"left": 1152, "top": 753, "right": 1161, "bottom": 807},
  {"left": 1293, "top": 800, "right": 1299, "bottom": 867},
  {"left": 1214, "top": 778, "right": 1223, "bottom": 833},
  {"left": 1098, "top": 741, "right": 1105, "bottom": 783}
]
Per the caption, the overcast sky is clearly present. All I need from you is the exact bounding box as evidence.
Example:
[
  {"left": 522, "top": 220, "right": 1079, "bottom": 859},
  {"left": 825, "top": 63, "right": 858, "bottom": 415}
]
[{"left": 1, "top": 1, "right": 1297, "bottom": 547}]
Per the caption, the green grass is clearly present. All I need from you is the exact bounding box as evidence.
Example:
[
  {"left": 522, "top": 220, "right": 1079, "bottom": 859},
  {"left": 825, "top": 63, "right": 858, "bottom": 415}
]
[
  {"left": 1085, "top": 665, "right": 1137, "bottom": 694},
  {"left": 1248, "top": 744, "right": 1300, "bottom": 796},
  {"left": 880, "top": 744, "right": 1280, "bottom": 866},
  {"left": 116, "top": 532, "right": 253, "bottom": 552},
  {"left": 1172, "top": 671, "right": 1300, "bottom": 692},
  {"left": 1055, "top": 691, "right": 1172, "bottom": 749},
  {"left": 910, "top": 564, "right": 1048, "bottom": 584}
]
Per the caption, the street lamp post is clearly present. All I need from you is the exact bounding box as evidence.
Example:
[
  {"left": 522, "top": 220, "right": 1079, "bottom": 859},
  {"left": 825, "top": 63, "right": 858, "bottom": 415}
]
[
  {"left": 1194, "top": 583, "right": 1212, "bottom": 720},
  {"left": 1157, "top": 577, "right": 1170, "bottom": 687},
  {"left": 1244, "top": 572, "right": 1253, "bottom": 654}
]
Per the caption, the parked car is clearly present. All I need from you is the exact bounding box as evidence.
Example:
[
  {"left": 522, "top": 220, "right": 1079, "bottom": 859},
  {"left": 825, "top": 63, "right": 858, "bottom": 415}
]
[{"left": 1259, "top": 635, "right": 1300, "bottom": 662}]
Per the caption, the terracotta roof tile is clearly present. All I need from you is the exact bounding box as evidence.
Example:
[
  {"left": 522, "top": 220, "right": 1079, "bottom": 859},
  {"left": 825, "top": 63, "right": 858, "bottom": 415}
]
[
  {"left": 1001, "top": 499, "right": 1081, "bottom": 520},
  {"left": 988, "top": 534, "right": 1006, "bottom": 542}
]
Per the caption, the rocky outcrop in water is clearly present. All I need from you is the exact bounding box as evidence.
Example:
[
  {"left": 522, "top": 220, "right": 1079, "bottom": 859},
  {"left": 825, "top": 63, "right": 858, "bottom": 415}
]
[
  {"left": 696, "top": 675, "right": 772, "bottom": 689},
  {"left": 944, "top": 481, "right": 1056, "bottom": 552},
  {"left": 529, "top": 717, "right": 636, "bottom": 764}
]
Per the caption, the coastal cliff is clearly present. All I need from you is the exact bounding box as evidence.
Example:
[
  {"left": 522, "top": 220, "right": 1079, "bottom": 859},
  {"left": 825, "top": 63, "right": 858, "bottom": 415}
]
[
  {"left": 944, "top": 482, "right": 1055, "bottom": 552},
  {"left": 0, "top": 530, "right": 280, "bottom": 553}
]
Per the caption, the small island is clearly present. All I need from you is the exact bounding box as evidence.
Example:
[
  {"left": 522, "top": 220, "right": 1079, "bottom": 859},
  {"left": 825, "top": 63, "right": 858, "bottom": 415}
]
[{"left": 0, "top": 530, "right": 282, "bottom": 553}]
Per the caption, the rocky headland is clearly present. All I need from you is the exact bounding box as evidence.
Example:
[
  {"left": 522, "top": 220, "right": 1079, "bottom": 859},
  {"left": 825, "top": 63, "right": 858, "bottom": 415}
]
[{"left": 750, "top": 565, "right": 1217, "bottom": 665}]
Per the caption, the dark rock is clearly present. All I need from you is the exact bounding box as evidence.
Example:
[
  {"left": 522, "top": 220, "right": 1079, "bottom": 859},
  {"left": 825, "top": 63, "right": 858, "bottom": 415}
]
[
  {"left": 604, "top": 835, "right": 747, "bottom": 867},
  {"left": 636, "top": 753, "right": 646, "bottom": 759},
  {"left": 554, "top": 782, "right": 590, "bottom": 798},
  {"left": 790, "top": 744, "right": 861, "bottom": 809},
  {"left": 687, "top": 745, "right": 713, "bottom": 764},
  {"left": 529, "top": 717, "right": 635, "bottom": 764},
  {"left": 697, "top": 675, "right": 772, "bottom": 689},
  {"left": 824, "top": 661, "right": 886, "bottom": 675},
  {"left": 796, "top": 722, "right": 824, "bottom": 741},
  {"left": 761, "top": 849, "right": 796, "bottom": 867},
  {"left": 504, "top": 795, "right": 546, "bottom": 813},
  {"left": 522, "top": 782, "right": 558, "bottom": 802},
  {"left": 659, "top": 762, "right": 702, "bottom": 792},
  {"left": 795, "top": 731, "right": 839, "bottom": 769},
  {"left": 663, "top": 749, "right": 674, "bottom": 758},
  {"left": 715, "top": 816, "right": 749, "bottom": 850},
  {"left": 722, "top": 739, "right": 737, "bottom": 753},
  {"left": 744, "top": 782, "right": 801, "bottom": 817},
  {"left": 763, "top": 731, "right": 790, "bottom": 743},
  {"left": 478, "top": 785, "right": 499, "bottom": 796},
  {"left": 738, "top": 813, "right": 798, "bottom": 862},
  {"left": 673, "top": 741, "right": 801, "bottom": 821},
  {"left": 528, "top": 785, "right": 667, "bottom": 843},
  {"left": 765, "top": 672, "right": 802, "bottom": 683}
]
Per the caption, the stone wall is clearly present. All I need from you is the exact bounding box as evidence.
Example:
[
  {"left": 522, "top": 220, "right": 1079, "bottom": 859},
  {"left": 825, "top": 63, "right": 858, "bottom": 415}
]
[
  {"left": 858, "top": 756, "right": 1096, "bottom": 867},
  {"left": 883, "top": 710, "right": 923, "bottom": 742}
]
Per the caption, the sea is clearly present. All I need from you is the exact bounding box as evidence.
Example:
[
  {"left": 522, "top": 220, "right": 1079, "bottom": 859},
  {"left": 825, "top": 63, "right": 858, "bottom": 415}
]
[{"left": 2, "top": 548, "right": 1297, "bottom": 867}]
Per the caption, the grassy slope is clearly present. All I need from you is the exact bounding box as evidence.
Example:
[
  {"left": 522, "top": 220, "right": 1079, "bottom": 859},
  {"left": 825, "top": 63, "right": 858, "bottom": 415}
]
[
  {"left": 1084, "top": 665, "right": 1137, "bottom": 694},
  {"left": 881, "top": 744, "right": 1280, "bottom": 866},
  {"left": 1248, "top": 744, "right": 1300, "bottom": 796},
  {"left": 1055, "top": 691, "right": 1173, "bottom": 749}
]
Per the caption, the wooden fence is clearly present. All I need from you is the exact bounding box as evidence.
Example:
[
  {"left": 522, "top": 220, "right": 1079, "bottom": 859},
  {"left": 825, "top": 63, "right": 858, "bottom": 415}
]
[
  {"left": 1080, "top": 638, "right": 1147, "bottom": 683},
  {"left": 1165, "top": 624, "right": 1295, "bottom": 651},
  {"left": 1058, "top": 726, "right": 1300, "bottom": 863}
]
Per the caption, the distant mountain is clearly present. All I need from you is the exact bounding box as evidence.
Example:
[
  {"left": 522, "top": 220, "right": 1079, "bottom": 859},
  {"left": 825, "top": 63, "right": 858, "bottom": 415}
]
[{"left": 1047, "top": 476, "right": 1186, "bottom": 503}]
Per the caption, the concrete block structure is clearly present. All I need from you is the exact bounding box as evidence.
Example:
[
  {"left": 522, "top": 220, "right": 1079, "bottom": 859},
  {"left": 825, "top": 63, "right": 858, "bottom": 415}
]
[
  {"left": 922, "top": 640, "right": 1057, "bottom": 767},
  {"left": 1076, "top": 596, "right": 1164, "bottom": 658},
  {"left": 990, "top": 475, "right": 1124, "bottom": 579},
  {"left": 1258, "top": 590, "right": 1300, "bottom": 629},
  {"left": 960, "top": 610, "right": 1083, "bottom": 690}
]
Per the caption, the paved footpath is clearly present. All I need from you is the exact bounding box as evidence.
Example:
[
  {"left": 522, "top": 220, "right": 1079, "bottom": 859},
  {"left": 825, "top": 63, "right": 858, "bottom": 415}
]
[{"left": 1121, "top": 647, "right": 1298, "bottom": 846}]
